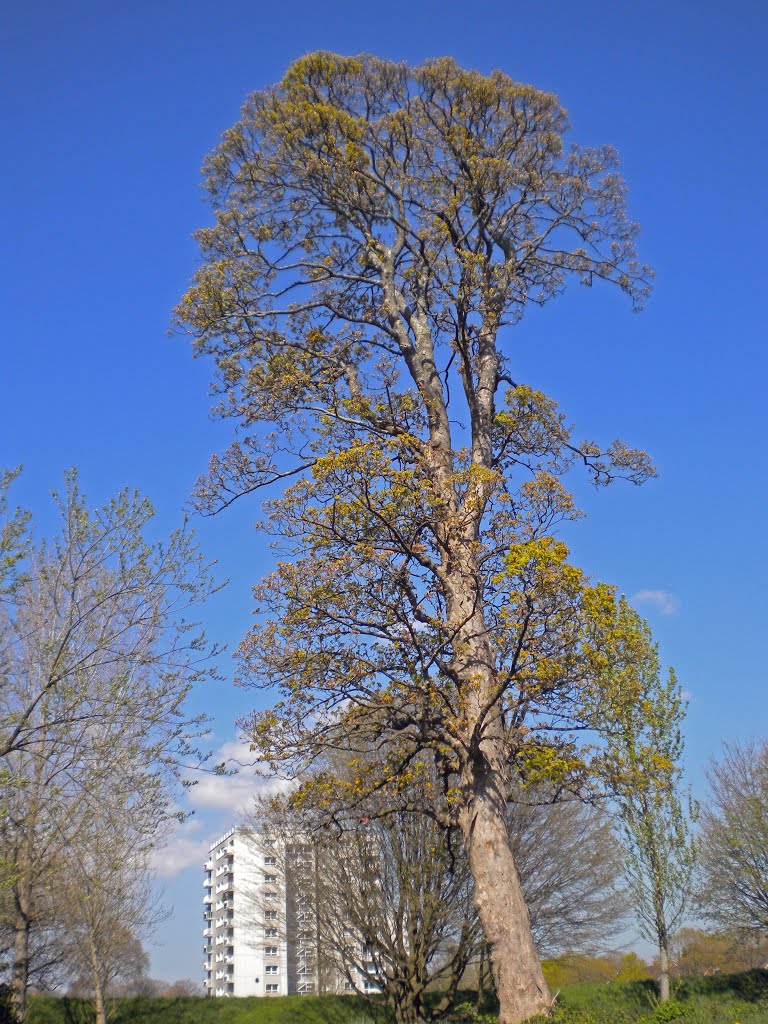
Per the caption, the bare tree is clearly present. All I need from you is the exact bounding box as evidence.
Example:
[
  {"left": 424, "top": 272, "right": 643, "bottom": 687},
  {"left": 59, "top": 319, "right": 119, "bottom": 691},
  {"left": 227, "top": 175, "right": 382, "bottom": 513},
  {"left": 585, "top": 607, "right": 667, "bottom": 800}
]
[
  {"left": 0, "top": 470, "right": 219, "bottom": 760},
  {"left": 0, "top": 473, "right": 219, "bottom": 1021},
  {"left": 0, "top": 467, "right": 30, "bottom": 600},
  {"left": 508, "top": 794, "right": 629, "bottom": 955},
  {"left": 250, "top": 779, "right": 480, "bottom": 1024},
  {"left": 252, "top": 764, "right": 628, "bottom": 1024},
  {"left": 698, "top": 739, "right": 768, "bottom": 935}
]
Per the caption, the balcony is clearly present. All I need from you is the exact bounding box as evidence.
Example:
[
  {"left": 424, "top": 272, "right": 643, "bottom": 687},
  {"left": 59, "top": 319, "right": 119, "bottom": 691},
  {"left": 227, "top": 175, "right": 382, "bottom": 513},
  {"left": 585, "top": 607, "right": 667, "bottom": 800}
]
[
  {"left": 203, "top": 894, "right": 213, "bottom": 904},
  {"left": 203, "top": 929, "right": 212, "bottom": 938}
]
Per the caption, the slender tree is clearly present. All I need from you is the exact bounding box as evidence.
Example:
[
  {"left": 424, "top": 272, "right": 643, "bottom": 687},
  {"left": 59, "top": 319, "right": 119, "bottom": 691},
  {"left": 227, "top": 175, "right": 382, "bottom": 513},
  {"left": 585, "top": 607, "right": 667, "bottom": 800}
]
[
  {"left": 57, "top": 811, "right": 162, "bottom": 1024},
  {"left": 0, "top": 473, "right": 219, "bottom": 1020},
  {"left": 606, "top": 600, "right": 696, "bottom": 1002},
  {"left": 177, "top": 53, "right": 654, "bottom": 1023},
  {"left": 698, "top": 738, "right": 768, "bottom": 935}
]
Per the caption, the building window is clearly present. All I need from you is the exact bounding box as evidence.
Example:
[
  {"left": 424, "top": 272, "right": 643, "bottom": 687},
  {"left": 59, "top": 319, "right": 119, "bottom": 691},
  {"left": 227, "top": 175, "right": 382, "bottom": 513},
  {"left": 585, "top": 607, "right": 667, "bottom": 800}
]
[
  {"left": 265, "top": 964, "right": 278, "bottom": 975},
  {"left": 264, "top": 946, "right": 278, "bottom": 956},
  {"left": 264, "top": 927, "right": 278, "bottom": 937},
  {"left": 264, "top": 856, "right": 277, "bottom": 866},
  {"left": 263, "top": 874, "right": 278, "bottom": 883},
  {"left": 265, "top": 983, "right": 278, "bottom": 993},
  {"left": 264, "top": 910, "right": 278, "bottom": 921}
]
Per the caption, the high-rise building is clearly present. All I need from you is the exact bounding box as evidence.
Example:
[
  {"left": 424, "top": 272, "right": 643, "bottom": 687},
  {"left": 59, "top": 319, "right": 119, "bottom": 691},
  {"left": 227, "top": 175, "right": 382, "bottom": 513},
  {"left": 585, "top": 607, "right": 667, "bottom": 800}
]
[
  {"left": 202, "top": 826, "right": 317, "bottom": 997},
  {"left": 202, "top": 825, "right": 383, "bottom": 998}
]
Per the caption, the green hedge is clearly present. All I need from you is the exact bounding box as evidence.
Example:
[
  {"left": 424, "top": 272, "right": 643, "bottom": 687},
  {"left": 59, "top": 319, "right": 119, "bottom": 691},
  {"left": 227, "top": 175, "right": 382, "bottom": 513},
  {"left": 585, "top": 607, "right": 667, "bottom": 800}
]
[
  {"left": 25, "top": 971, "right": 768, "bottom": 1024},
  {"left": 27, "top": 994, "right": 390, "bottom": 1024}
]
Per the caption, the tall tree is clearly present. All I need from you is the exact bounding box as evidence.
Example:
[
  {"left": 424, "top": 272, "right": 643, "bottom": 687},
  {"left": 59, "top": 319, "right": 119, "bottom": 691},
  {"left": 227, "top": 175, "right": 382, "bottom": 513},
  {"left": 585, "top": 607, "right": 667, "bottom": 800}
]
[
  {"left": 177, "top": 53, "right": 654, "bottom": 1023},
  {"left": 605, "top": 600, "right": 696, "bottom": 1002},
  {"left": 698, "top": 738, "right": 768, "bottom": 935},
  {"left": 0, "top": 473, "right": 219, "bottom": 1021}
]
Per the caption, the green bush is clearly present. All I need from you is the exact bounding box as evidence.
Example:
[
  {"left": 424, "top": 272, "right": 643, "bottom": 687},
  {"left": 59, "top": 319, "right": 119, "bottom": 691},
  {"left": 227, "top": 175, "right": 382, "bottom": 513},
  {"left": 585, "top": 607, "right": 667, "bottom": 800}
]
[
  {"left": 28, "top": 994, "right": 390, "bottom": 1024},
  {"left": 25, "top": 972, "right": 768, "bottom": 1024}
]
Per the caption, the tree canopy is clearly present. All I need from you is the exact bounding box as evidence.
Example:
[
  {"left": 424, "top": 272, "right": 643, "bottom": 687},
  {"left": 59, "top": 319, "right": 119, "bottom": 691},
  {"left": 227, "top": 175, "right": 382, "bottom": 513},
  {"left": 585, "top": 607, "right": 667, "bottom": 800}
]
[{"left": 177, "top": 52, "right": 656, "bottom": 1024}]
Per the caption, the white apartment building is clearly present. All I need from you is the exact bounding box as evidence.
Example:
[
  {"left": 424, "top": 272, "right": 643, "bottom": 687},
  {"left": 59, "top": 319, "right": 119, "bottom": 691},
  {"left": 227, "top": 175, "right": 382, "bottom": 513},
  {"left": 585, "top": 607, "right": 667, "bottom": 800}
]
[
  {"left": 202, "top": 826, "right": 381, "bottom": 998},
  {"left": 202, "top": 826, "right": 317, "bottom": 997}
]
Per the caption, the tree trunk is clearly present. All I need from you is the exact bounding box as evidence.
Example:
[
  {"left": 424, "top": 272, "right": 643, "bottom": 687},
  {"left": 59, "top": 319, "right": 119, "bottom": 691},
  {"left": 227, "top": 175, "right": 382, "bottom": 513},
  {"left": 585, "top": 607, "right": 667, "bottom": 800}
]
[
  {"left": 460, "top": 757, "right": 550, "bottom": 1024},
  {"left": 11, "top": 889, "right": 31, "bottom": 1023},
  {"left": 658, "top": 944, "right": 670, "bottom": 1002},
  {"left": 389, "top": 983, "right": 424, "bottom": 1024},
  {"left": 93, "top": 982, "right": 107, "bottom": 1024},
  {"left": 89, "top": 933, "right": 107, "bottom": 1024}
]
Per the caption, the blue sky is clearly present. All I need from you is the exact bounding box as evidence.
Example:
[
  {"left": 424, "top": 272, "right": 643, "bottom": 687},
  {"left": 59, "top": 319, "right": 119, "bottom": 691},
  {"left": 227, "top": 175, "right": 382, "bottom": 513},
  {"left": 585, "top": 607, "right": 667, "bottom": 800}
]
[{"left": 3, "top": 0, "right": 767, "bottom": 983}]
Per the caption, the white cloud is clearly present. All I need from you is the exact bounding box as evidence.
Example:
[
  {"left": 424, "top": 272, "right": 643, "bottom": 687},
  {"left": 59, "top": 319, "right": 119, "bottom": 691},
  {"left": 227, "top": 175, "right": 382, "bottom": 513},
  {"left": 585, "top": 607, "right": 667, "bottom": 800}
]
[
  {"left": 154, "top": 830, "right": 210, "bottom": 879},
  {"left": 152, "top": 740, "right": 292, "bottom": 879},
  {"left": 185, "top": 739, "right": 290, "bottom": 816},
  {"left": 631, "top": 588, "right": 680, "bottom": 616}
]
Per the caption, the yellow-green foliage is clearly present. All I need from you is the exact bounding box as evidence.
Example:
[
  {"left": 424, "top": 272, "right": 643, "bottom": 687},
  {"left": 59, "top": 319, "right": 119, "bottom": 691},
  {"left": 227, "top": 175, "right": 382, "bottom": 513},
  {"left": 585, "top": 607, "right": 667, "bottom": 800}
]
[{"left": 176, "top": 51, "right": 660, "bottom": 835}]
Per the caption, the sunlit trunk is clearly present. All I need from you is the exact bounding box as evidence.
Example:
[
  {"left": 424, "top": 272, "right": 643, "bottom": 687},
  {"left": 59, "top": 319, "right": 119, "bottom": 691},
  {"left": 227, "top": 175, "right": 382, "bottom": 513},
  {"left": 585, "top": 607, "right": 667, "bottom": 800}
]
[
  {"left": 89, "top": 933, "right": 107, "bottom": 1024},
  {"left": 460, "top": 750, "right": 550, "bottom": 1024},
  {"left": 658, "top": 945, "right": 670, "bottom": 1002}
]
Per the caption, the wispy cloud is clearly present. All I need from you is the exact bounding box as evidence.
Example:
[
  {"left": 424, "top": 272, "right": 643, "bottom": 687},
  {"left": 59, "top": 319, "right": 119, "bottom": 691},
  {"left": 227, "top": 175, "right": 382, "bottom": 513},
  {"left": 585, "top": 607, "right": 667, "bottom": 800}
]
[
  {"left": 153, "top": 822, "right": 210, "bottom": 878},
  {"left": 153, "top": 740, "right": 291, "bottom": 879},
  {"left": 632, "top": 588, "right": 680, "bottom": 616},
  {"left": 186, "top": 739, "right": 290, "bottom": 817}
]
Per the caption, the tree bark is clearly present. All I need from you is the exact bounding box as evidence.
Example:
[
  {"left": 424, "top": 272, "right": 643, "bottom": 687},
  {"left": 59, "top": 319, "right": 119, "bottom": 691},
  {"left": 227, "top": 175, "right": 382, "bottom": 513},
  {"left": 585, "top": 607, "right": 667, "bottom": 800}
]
[
  {"left": 88, "top": 932, "right": 107, "bottom": 1024},
  {"left": 389, "top": 983, "right": 424, "bottom": 1024},
  {"left": 93, "top": 982, "right": 107, "bottom": 1024},
  {"left": 460, "top": 755, "right": 550, "bottom": 1024},
  {"left": 658, "top": 944, "right": 670, "bottom": 1002},
  {"left": 10, "top": 900, "right": 30, "bottom": 1024}
]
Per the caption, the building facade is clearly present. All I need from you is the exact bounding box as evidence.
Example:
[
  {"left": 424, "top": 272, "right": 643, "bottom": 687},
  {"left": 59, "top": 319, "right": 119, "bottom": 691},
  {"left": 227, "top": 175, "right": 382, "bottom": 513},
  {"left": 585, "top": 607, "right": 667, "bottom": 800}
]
[
  {"left": 202, "top": 826, "right": 382, "bottom": 998},
  {"left": 202, "top": 826, "right": 316, "bottom": 997}
]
